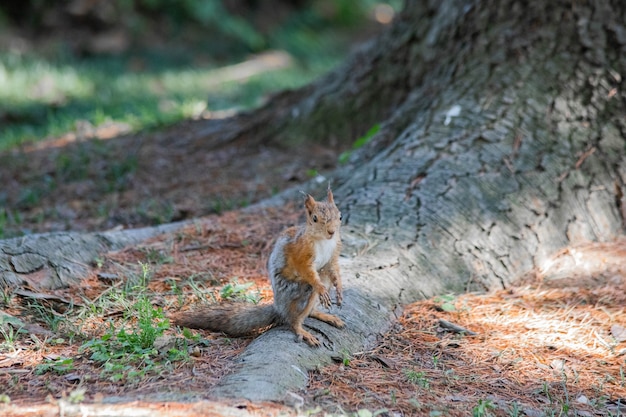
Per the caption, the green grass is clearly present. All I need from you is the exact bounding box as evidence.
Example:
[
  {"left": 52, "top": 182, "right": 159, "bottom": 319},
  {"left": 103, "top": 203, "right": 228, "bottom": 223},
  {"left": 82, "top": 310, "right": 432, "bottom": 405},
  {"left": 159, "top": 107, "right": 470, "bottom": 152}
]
[
  {"left": 0, "top": 260, "right": 201, "bottom": 386},
  {"left": 472, "top": 399, "right": 496, "bottom": 417},
  {"left": 0, "top": 0, "right": 404, "bottom": 152},
  {"left": 338, "top": 123, "right": 381, "bottom": 164},
  {"left": 0, "top": 37, "right": 345, "bottom": 152},
  {"left": 404, "top": 369, "right": 430, "bottom": 389},
  {"left": 219, "top": 278, "right": 259, "bottom": 303},
  {"left": 77, "top": 263, "right": 193, "bottom": 384},
  {"left": 34, "top": 357, "right": 74, "bottom": 375}
]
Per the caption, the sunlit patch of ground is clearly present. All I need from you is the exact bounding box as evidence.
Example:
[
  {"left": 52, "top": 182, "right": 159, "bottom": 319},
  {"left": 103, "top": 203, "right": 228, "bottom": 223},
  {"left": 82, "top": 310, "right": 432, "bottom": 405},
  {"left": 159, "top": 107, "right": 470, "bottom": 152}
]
[{"left": 306, "top": 262, "right": 626, "bottom": 416}]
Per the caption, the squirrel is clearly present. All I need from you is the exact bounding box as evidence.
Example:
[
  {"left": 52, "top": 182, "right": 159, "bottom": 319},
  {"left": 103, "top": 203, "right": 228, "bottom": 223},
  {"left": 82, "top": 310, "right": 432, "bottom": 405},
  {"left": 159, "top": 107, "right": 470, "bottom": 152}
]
[{"left": 172, "top": 187, "right": 344, "bottom": 347}]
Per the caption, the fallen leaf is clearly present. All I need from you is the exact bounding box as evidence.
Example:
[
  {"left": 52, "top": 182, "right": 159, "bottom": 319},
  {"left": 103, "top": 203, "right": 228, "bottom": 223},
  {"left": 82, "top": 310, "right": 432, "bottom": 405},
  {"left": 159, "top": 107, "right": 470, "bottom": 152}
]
[
  {"left": 370, "top": 354, "right": 395, "bottom": 369},
  {"left": 550, "top": 359, "right": 566, "bottom": 371},
  {"left": 64, "top": 373, "right": 82, "bottom": 383},
  {"left": 1, "top": 312, "right": 54, "bottom": 336},
  {"left": 13, "top": 288, "right": 82, "bottom": 307},
  {"left": 611, "top": 324, "right": 626, "bottom": 342},
  {"left": 576, "top": 395, "right": 589, "bottom": 404},
  {"left": 0, "top": 311, "right": 26, "bottom": 328}
]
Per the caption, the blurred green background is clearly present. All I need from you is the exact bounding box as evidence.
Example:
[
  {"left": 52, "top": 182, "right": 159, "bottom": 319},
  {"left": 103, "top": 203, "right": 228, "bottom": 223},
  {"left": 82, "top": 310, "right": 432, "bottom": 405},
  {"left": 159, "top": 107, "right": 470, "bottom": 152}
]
[{"left": 0, "top": 0, "right": 401, "bottom": 151}]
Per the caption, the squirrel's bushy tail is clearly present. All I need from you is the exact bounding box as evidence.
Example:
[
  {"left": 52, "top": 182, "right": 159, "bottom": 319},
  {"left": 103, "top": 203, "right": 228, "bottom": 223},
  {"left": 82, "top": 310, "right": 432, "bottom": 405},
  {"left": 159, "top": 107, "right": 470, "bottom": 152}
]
[{"left": 171, "top": 303, "right": 279, "bottom": 337}]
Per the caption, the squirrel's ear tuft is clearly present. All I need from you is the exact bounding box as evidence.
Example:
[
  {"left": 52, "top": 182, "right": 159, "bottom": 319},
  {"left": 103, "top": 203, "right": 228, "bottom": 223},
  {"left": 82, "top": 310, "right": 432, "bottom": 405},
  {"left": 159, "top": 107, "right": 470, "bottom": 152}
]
[
  {"left": 327, "top": 187, "right": 334, "bottom": 203},
  {"left": 305, "top": 194, "right": 316, "bottom": 211}
]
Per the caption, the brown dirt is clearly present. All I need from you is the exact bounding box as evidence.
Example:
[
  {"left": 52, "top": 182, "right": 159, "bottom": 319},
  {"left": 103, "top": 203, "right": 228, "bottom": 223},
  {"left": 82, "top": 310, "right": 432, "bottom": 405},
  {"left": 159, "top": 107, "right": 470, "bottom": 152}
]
[
  {"left": 306, "top": 281, "right": 626, "bottom": 416},
  {"left": 0, "top": 116, "right": 340, "bottom": 236},
  {"left": 0, "top": 210, "right": 285, "bottom": 401}
]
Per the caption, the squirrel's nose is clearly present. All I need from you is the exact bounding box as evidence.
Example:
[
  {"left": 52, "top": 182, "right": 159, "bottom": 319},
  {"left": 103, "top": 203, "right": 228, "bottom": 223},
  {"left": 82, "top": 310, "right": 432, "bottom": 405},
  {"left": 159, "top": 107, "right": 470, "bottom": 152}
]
[{"left": 327, "top": 230, "right": 335, "bottom": 237}]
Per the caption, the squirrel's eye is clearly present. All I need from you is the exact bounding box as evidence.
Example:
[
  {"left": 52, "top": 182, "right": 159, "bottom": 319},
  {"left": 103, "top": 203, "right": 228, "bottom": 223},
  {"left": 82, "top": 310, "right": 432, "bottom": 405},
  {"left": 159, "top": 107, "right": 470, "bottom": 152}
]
[{"left": 312, "top": 215, "right": 318, "bottom": 223}]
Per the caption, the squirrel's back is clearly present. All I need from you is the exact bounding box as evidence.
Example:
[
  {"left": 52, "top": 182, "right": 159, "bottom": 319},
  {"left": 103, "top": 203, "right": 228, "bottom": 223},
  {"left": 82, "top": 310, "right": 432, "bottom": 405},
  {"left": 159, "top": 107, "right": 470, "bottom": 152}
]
[{"left": 267, "top": 226, "right": 300, "bottom": 285}]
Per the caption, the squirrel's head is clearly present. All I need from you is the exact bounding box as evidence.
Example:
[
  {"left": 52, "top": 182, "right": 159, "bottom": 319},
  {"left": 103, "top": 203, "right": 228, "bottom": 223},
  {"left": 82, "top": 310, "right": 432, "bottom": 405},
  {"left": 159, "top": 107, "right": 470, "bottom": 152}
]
[{"left": 304, "top": 188, "right": 342, "bottom": 240}]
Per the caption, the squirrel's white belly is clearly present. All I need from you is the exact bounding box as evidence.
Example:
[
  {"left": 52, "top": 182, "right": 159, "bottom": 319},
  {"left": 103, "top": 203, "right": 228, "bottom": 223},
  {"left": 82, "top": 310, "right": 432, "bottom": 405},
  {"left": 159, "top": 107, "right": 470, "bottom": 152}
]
[{"left": 314, "top": 238, "right": 336, "bottom": 270}]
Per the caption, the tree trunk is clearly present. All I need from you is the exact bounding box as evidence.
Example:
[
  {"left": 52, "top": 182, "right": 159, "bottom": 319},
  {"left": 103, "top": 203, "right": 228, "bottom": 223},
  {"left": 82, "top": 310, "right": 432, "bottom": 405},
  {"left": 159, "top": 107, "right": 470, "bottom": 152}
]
[
  {"left": 212, "top": 0, "right": 626, "bottom": 401},
  {"left": 3, "top": 0, "right": 626, "bottom": 404}
]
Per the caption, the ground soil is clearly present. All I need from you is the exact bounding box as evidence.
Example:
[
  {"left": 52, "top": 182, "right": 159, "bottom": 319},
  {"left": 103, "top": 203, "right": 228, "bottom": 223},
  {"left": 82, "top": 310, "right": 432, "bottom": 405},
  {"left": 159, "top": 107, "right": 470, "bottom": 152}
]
[{"left": 0, "top": 116, "right": 342, "bottom": 236}]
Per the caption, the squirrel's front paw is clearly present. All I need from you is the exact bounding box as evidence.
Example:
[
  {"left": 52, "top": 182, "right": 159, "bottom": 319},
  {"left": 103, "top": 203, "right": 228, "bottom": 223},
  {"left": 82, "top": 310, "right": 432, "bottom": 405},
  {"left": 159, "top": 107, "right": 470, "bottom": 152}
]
[
  {"left": 317, "top": 288, "right": 332, "bottom": 309},
  {"left": 335, "top": 289, "right": 343, "bottom": 307}
]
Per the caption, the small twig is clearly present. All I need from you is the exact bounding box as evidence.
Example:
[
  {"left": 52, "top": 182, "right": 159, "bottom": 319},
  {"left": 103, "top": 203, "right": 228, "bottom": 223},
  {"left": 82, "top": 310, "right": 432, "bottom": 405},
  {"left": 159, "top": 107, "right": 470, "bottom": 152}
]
[
  {"left": 512, "top": 132, "right": 523, "bottom": 154},
  {"left": 180, "top": 242, "right": 242, "bottom": 252},
  {"left": 438, "top": 319, "right": 477, "bottom": 336},
  {"left": 503, "top": 156, "right": 515, "bottom": 174},
  {"left": 575, "top": 146, "right": 596, "bottom": 169},
  {"left": 557, "top": 146, "right": 597, "bottom": 183},
  {"left": 556, "top": 170, "right": 569, "bottom": 183},
  {"left": 180, "top": 243, "right": 215, "bottom": 252},
  {"left": 594, "top": 330, "right": 614, "bottom": 353}
]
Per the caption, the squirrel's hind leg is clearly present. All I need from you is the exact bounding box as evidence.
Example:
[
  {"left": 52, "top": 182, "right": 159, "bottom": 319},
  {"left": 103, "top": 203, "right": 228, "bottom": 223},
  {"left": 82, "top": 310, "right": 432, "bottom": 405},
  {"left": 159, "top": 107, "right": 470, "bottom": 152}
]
[
  {"left": 309, "top": 309, "right": 345, "bottom": 328},
  {"left": 287, "top": 291, "right": 321, "bottom": 347}
]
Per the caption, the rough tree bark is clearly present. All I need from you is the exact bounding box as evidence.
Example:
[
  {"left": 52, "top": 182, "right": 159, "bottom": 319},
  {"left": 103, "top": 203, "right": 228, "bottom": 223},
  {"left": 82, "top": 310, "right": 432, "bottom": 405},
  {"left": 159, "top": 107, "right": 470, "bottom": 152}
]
[
  {"left": 0, "top": 223, "right": 184, "bottom": 290},
  {"left": 2, "top": 0, "right": 626, "bottom": 405},
  {"left": 211, "top": 0, "right": 626, "bottom": 401}
]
